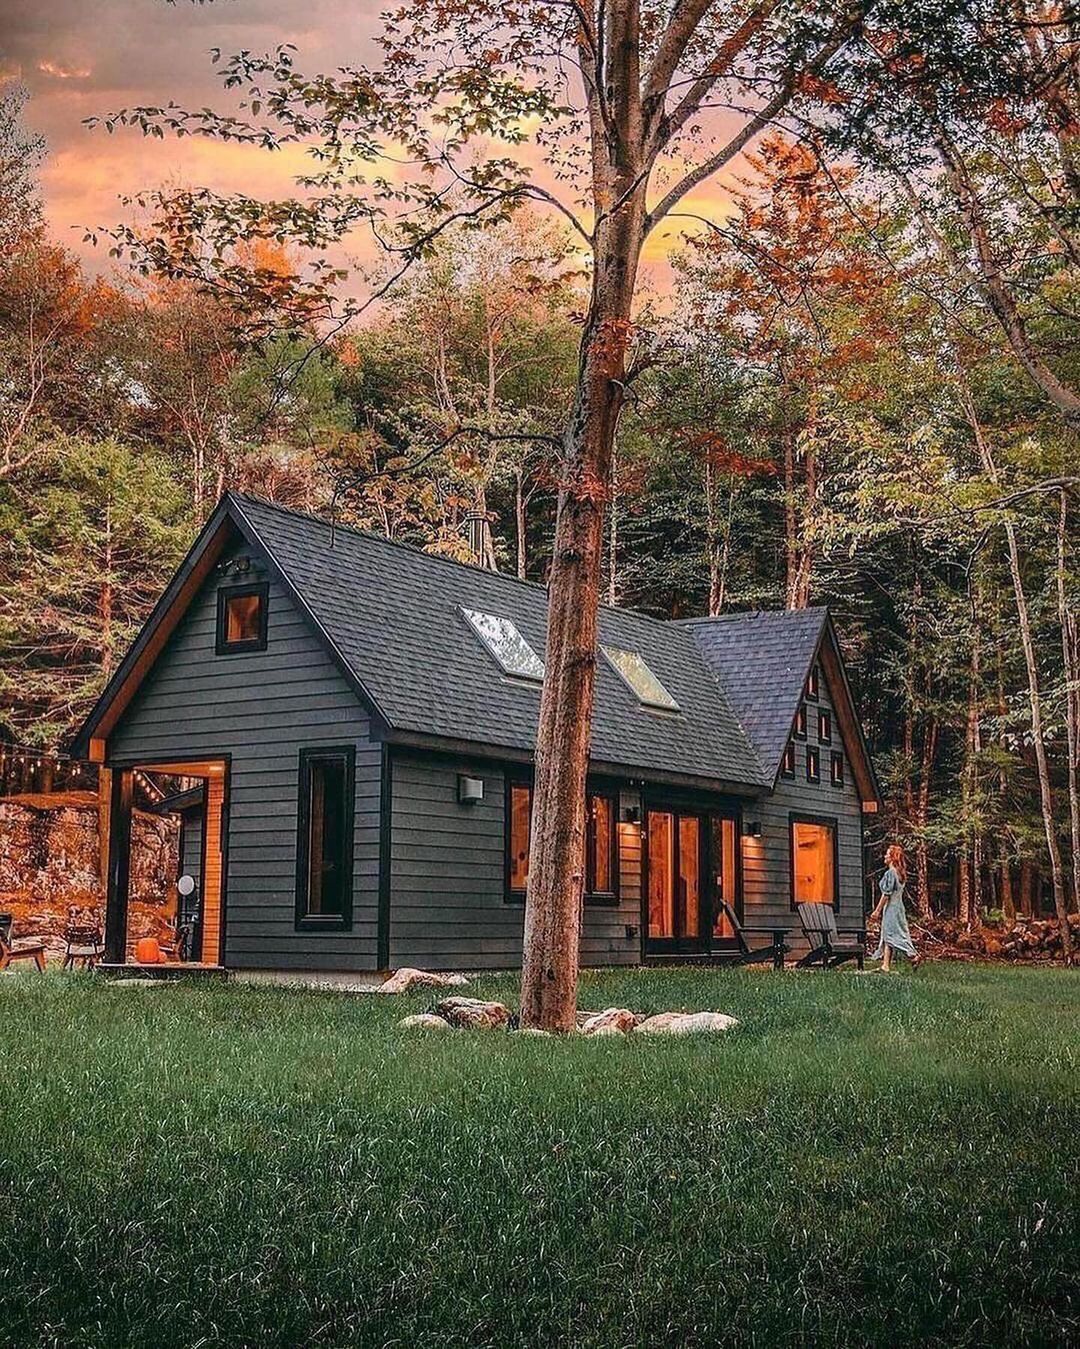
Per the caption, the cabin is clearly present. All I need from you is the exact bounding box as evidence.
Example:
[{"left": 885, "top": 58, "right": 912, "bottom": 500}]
[{"left": 71, "top": 493, "right": 881, "bottom": 973}]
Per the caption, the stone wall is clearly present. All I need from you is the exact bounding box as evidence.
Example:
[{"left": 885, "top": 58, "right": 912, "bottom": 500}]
[{"left": 0, "top": 791, "right": 179, "bottom": 960}]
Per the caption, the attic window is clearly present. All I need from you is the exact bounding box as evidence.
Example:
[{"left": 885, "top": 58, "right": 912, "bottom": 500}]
[
  {"left": 216, "top": 583, "right": 268, "bottom": 654},
  {"left": 601, "top": 646, "right": 679, "bottom": 711},
  {"left": 462, "top": 608, "right": 545, "bottom": 682}
]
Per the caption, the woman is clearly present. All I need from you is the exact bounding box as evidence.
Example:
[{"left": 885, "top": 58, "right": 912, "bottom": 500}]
[{"left": 871, "top": 844, "right": 921, "bottom": 971}]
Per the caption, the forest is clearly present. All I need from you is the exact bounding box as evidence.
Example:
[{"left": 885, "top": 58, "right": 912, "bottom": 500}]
[{"left": 1, "top": 1, "right": 1079, "bottom": 941}]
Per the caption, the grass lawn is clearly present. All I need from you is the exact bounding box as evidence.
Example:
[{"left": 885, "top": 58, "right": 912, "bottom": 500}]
[{"left": 1, "top": 965, "right": 1078, "bottom": 1347}]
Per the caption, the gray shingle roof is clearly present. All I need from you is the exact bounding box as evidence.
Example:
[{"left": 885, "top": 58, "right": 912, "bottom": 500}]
[
  {"left": 231, "top": 494, "right": 770, "bottom": 790},
  {"left": 682, "top": 609, "right": 828, "bottom": 782}
]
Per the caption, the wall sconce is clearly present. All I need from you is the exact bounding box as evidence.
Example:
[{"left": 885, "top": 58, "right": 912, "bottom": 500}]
[
  {"left": 458, "top": 775, "right": 484, "bottom": 804},
  {"left": 743, "top": 819, "right": 762, "bottom": 838},
  {"left": 621, "top": 804, "right": 641, "bottom": 824}
]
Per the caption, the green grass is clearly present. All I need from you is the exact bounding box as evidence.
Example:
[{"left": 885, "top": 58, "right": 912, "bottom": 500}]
[{"left": 1, "top": 965, "right": 1078, "bottom": 1348}]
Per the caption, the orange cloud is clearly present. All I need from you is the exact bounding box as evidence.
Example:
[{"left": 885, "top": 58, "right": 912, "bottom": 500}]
[{"left": 37, "top": 60, "right": 92, "bottom": 81}]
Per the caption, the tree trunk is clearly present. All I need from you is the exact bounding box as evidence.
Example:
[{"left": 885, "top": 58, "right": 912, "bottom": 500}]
[
  {"left": 1057, "top": 490, "right": 1080, "bottom": 913},
  {"left": 1001, "top": 858, "right": 1017, "bottom": 928},
  {"left": 915, "top": 717, "right": 937, "bottom": 917},
  {"left": 1020, "top": 859, "right": 1035, "bottom": 918},
  {"left": 959, "top": 380, "right": 1073, "bottom": 960},
  {"left": 608, "top": 438, "right": 619, "bottom": 606},
  {"left": 100, "top": 503, "right": 114, "bottom": 680},
  {"left": 515, "top": 467, "right": 527, "bottom": 580},
  {"left": 783, "top": 423, "right": 799, "bottom": 608},
  {"left": 520, "top": 193, "right": 644, "bottom": 1031},
  {"left": 960, "top": 619, "right": 982, "bottom": 929}
]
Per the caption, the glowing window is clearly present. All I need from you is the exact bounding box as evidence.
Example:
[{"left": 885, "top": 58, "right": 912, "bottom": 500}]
[
  {"left": 508, "top": 785, "right": 617, "bottom": 901},
  {"left": 216, "top": 583, "right": 268, "bottom": 653},
  {"left": 791, "top": 818, "right": 837, "bottom": 906}
]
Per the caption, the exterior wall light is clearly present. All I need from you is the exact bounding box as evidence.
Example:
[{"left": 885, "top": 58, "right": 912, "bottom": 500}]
[
  {"left": 743, "top": 819, "right": 762, "bottom": 838},
  {"left": 458, "top": 775, "right": 484, "bottom": 805}
]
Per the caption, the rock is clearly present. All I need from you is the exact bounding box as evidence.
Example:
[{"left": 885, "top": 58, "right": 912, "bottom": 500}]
[
  {"left": 580, "top": 1007, "right": 637, "bottom": 1036},
  {"left": 634, "top": 1010, "right": 740, "bottom": 1036},
  {"left": 378, "top": 967, "right": 470, "bottom": 995},
  {"left": 398, "top": 1012, "right": 454, "bottom": 1031},
  {"left": 434, "top": 996, "right": 511, "bottom": 1030}
]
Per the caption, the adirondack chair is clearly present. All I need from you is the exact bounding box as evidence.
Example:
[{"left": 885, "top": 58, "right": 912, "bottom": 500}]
[
  {"left": 0, "top": 913, "right": 47, "bottom": 973},
  {"left": 795, "top": 902, "right": 866, "bottom": 970},
  {"left": 714, "top": 899, "right": 790, "bottom": 970}
]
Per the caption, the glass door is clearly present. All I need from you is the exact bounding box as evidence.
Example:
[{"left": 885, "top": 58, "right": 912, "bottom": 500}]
[
  {"left": 646, "top": 809, "right": 708, "bottom": 954},
  {"left": 710, "top": 814, "right": 740, "bottom": 948}
]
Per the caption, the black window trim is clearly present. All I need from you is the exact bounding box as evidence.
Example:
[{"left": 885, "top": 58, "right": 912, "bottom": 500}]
[
  {"left": 216, "top": 581, "right": 269, "bottom": 655},
  {"left": 806, "top": 745, "right": 820, "bottom": 783},
  {"left": 781, "top": 742, "right": 796, "bottom": 779},
  {"left": 294, "top": 744, "right": 355, "bottom": 932},
  {"left": 504, "top": 773, "right": 620, "bottom": 907},
  {"left": 806, "top": 664, "right": 820, "bottom": 700},
  {"left": 793, "top": 703, "right": 808, "bottom": 740},
  {"left": 831, "top": 750, "right": 845, "bottom": 786},
  {"left": 818, "top": 707, "right": 832, "bottom": 744},
  {"left": 585, "top": 789, "right": 620, "bottom": 906},
  {"left": 789, "top": 811, "right": 840, "bottom": 912}
]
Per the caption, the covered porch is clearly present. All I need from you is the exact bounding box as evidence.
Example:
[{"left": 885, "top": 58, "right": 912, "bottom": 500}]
[{"left": 101, "top": 756, "right": 229, "bottom": 972}]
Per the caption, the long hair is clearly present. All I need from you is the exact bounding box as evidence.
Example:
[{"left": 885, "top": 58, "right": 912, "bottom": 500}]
[{"left": 885, "top": 844, "right": 907, "bottom": 884}]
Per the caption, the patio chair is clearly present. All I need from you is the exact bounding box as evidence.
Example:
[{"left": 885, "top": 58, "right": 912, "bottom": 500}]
[
  {"left": 714, "top": 899, "right": 789, "bottom": 970},
  {"left": 795, "top": 902, "right": 866, "bottom": 970},
  {"left": 0, "top": 913, "right": 47, "bottom": 973},
  {"left": 62, "top": 918, "right": 104, "bottom": 970}
]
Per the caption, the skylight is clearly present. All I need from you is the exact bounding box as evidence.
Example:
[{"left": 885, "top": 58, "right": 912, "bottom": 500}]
[
  {"left": 602, "top": 646, "right": 680, "bottom": 711},
  {"left": 462, "top": 608, "right": 545, "bottom": 682}
]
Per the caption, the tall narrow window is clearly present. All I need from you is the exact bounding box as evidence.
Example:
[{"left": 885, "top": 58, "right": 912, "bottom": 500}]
[
  {"left": 781, "top": 742, "right": 796, "bottom": 779},
  {"left": 508, "top": 783, "right": 532, "bottom": 894},
  {"left": 794, "top": 704, "right": 808, "bottom": 739},
  {"left": 818, "top": 708, "right": 832, "bottom": 744},
  {"left": 806, "top": 665, "right": 820, "bottom": 699},
  {"left": 712, "top": 816, "right": 738, "bottom": 940},
  {"left": 831, "top": 751, "right": 845, "bottom": 786},
  {"left": 806, "top": 746, "right": 820, "bottom": 783},
  {"left": 216, "top": 582, "right": 268, "bottom": 654},
  {"left": 295, "top": 747, "right": 355, "bottom": 929},
  {"left": 586, "top": 793, "right": 618, "bottom": 900},
  {"left": 647, "top": 810, "right": 676, "bottom": 938},
  {"left": 791, "top": 817, "right": 837, "bottom": 906}
]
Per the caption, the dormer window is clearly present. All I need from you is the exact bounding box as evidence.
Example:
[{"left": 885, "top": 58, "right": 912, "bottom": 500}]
[{"left": 216, "top": 582, "right": 269, "bottom": 654}]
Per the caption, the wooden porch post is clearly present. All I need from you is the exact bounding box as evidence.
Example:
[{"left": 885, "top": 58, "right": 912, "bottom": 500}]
[{"left": 104, "top": 768, "right": 133, "bottom": 964}]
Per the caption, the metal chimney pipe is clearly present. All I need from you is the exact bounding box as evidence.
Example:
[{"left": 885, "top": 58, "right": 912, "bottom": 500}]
[{"left": 464, "top": 510, "right": 487, "bottom": 565}]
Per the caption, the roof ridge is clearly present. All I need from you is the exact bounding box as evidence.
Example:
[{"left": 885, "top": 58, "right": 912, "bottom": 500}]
[
  {"left": 674, "top": 606, "right": 830, "bottom": 626},
  {"left": 230, "top": 491, "right": 687, "bottom": 629}
]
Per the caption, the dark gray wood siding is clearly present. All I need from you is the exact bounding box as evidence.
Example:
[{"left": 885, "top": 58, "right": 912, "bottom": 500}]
[
  {"left": 742, "top": 664, "right": 866, "bottom": 936},
  {"left": 388, "top": 751, "right": 641, "bottom": 969},
  {"left": 108, "top": 541, "right": 381, "bottom": 970},
  {"left": 178, "top": 810, "right": 202, "bottom": 889}
]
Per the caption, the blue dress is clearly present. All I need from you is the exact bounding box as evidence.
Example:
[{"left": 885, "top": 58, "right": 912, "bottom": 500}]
[{"left": 872, "top": 866, "right": 917, "bottom": 960}]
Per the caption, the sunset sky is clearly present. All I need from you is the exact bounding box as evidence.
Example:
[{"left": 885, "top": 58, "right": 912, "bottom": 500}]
[{"left": 4, "top": 0, "right": 732, "bottom": 286}]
